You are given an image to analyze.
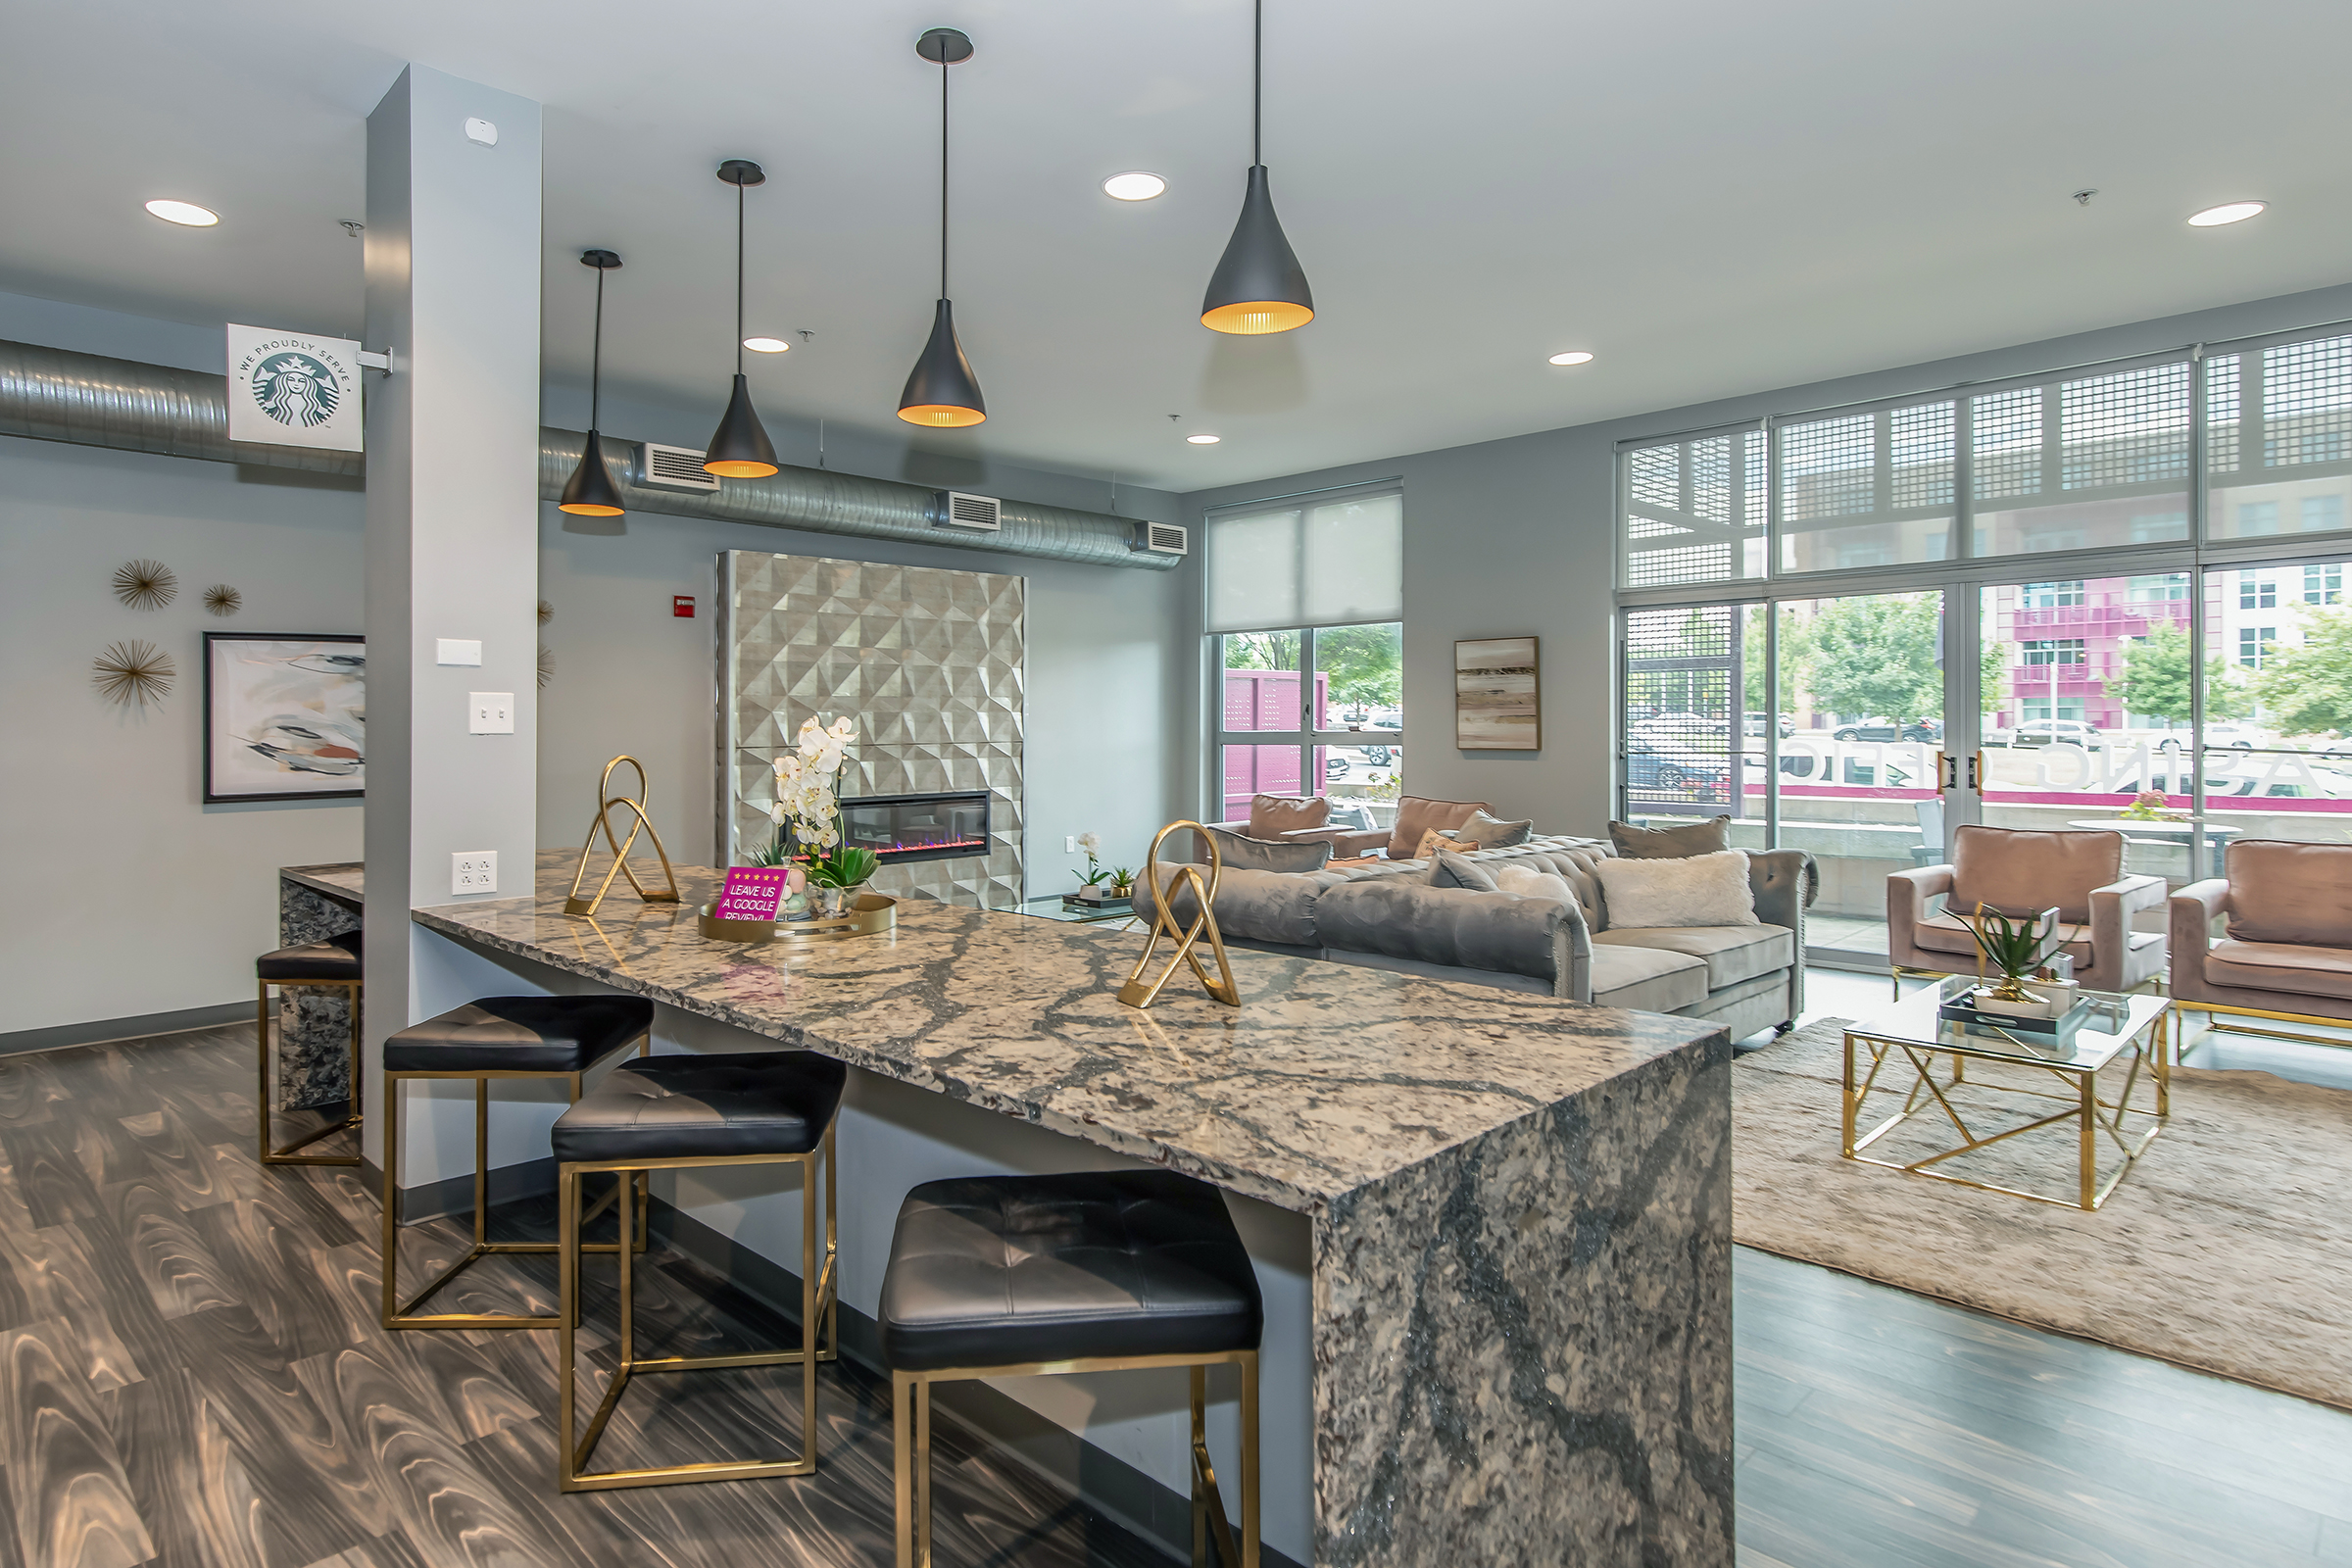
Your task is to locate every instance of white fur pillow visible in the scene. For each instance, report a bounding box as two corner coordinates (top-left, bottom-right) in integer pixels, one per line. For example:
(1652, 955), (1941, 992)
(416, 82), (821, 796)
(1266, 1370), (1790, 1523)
(1592, 850), (1757, 929)
(1493, 862), (1577, 906)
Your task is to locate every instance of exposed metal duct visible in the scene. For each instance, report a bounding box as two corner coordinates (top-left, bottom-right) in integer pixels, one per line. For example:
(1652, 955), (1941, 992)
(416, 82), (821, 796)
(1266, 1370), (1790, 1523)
(0, 338), (1178, 571)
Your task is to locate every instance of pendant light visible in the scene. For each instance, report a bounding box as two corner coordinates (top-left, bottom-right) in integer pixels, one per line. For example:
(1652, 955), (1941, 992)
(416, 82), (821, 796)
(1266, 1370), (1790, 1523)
(704, 160), (780, 477)
(558, 249), (627, 517)
(1200, 0), (1314, 334)
(898, 27), (986, 428)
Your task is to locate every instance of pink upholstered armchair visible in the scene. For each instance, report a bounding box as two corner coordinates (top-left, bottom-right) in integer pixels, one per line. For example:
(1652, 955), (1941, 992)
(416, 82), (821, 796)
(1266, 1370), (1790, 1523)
(2170, 839), (2352, 1033)
(1886, 824), (2167, 997)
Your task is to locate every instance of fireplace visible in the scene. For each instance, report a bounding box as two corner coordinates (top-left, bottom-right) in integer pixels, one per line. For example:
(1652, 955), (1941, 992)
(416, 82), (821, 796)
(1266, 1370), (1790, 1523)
(838, 791), (993, 865)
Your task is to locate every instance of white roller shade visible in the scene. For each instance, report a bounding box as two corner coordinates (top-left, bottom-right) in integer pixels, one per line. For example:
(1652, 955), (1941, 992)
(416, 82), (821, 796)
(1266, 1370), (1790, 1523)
(1206, 489), (1402, 633)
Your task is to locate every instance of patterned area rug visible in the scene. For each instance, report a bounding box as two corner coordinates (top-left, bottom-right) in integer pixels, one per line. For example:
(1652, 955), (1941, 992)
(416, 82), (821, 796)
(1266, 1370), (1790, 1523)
(1735, 1018), (2352, 1410)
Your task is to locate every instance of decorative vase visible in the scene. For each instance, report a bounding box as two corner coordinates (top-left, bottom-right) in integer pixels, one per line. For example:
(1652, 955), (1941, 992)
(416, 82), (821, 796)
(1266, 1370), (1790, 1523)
(815, 883), (865, 918)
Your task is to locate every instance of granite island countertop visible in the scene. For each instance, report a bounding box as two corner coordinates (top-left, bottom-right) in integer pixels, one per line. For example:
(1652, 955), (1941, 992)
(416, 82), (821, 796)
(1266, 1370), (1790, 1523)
(409, 856), (1723, 1217)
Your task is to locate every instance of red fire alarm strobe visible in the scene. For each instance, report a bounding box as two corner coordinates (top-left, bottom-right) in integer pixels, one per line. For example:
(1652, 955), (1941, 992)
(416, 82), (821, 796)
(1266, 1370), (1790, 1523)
(673, 595), (696, 618)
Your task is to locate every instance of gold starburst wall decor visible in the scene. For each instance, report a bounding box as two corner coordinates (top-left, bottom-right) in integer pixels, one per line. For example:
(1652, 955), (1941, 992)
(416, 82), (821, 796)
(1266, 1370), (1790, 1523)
(203, 584), (243, 616)
(113, 560), (177, 610)
(538, 600), (555, 624)
(538, 644), (556, 688)
(93, 640), (174, 707)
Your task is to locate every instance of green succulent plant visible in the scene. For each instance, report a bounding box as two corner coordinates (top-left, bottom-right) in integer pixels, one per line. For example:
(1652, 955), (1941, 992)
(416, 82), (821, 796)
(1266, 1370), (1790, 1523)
(1966, 903), (2053, 1001)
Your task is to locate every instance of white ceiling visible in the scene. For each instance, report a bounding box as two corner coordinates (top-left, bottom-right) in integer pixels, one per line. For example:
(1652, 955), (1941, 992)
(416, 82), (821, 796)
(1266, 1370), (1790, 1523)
(5, 0), (2350, 491)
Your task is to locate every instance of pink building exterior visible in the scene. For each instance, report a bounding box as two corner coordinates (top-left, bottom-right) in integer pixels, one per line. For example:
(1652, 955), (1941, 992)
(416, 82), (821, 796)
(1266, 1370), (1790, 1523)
(1990, 578), (2191, 729)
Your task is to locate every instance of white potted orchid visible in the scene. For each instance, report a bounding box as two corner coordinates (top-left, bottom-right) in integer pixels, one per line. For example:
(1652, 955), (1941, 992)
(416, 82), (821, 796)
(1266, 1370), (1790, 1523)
(752, 715), (875, 916)
(1072, 830), (1111, 902)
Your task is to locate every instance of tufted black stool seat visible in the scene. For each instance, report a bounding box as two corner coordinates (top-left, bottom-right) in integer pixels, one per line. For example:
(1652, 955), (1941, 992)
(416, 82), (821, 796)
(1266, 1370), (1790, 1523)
(255, 927), (365, 1167)
(379, 995), (652, 1332)
(551, 1051), (845, 1494)
(880, 1169), (1262, 1567)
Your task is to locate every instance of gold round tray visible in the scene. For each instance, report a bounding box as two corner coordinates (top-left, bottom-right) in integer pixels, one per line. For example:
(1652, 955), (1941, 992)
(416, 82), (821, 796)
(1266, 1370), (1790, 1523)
(696, 894), (897, 944)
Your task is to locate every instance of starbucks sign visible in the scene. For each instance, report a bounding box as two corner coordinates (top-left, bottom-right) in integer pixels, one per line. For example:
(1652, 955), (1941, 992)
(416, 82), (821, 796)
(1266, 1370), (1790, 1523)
(226, 324), (365, 452)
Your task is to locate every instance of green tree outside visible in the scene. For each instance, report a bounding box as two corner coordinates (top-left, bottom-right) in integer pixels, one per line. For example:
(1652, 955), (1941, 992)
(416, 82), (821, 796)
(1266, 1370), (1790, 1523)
(2108, 622), (2252, 726)
(2256, 607), (2352, 735)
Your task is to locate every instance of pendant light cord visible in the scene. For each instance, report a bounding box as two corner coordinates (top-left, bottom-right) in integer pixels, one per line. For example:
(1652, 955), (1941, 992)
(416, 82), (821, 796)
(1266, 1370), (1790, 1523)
(940, 53), (951, 298)
(590, 265), (604, 429)
(1252, 0), (1262, 167)
(735, 181), (747, 375)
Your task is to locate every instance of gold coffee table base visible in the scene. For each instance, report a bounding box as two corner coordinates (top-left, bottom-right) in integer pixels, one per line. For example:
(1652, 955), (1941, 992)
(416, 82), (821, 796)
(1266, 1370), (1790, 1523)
(1842, 1006), (2169, 1211)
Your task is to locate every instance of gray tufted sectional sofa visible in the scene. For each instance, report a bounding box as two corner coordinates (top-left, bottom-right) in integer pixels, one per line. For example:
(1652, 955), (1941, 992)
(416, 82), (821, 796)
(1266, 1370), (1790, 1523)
(1138, 834), (1806, 1040)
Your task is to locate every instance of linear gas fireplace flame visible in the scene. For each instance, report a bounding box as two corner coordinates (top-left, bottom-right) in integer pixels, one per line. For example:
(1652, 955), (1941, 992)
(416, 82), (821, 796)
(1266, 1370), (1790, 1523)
(839, 791), (993, 865)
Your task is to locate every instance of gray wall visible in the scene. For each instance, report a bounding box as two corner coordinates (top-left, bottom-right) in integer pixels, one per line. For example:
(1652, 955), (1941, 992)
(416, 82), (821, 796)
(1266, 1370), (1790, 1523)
(1, 287), (1192, 1036)
(1180, 278), (2352, 840)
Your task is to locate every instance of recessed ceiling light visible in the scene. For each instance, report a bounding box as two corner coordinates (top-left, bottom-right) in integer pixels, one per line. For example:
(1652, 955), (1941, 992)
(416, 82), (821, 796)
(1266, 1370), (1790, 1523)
(1548, 350), (1595, 367)
(145, 199), (219, 227)
(1187, 432), (1221, 445)
(2187, 201), (2266, 227)
(742, 336), (791, 353)
(1102, 172), (1167, 202)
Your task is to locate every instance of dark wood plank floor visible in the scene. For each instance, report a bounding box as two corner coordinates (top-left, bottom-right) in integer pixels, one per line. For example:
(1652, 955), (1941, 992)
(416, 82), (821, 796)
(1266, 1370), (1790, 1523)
(6, 1024), (2351, 1567)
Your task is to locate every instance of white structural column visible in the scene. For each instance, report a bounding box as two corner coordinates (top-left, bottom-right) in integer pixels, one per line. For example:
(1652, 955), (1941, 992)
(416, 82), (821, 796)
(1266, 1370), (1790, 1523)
(360, 66), (543, 1176)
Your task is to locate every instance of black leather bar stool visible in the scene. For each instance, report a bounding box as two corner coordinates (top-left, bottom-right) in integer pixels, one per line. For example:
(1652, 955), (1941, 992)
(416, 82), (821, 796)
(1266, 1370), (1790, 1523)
(255, 928), (364, 1166)
(879, 1170), (1262, 1568)
(551, 1049), (845, 1492)
(380, 995), (653, 1331)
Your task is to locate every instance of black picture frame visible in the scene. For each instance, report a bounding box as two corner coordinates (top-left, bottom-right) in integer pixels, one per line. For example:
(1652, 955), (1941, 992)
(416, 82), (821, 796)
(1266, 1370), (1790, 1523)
(203, 632), (367, 804)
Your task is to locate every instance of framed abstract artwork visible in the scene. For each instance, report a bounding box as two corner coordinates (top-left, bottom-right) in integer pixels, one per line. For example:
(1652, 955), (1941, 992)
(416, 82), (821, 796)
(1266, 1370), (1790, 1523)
(1454, 636), (1540, 751)
(203, 633), (366, 803)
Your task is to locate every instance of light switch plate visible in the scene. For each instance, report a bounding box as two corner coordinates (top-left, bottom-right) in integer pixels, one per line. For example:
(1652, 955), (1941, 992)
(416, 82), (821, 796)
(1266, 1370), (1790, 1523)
(437, 638), (482, 666)
(452, 851), (498, 894)
(467, 692), (514, 733)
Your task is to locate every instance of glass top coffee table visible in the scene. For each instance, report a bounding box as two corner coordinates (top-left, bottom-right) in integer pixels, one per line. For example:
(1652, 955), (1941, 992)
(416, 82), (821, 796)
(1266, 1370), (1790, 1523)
(1842, 975), (2171, 1210)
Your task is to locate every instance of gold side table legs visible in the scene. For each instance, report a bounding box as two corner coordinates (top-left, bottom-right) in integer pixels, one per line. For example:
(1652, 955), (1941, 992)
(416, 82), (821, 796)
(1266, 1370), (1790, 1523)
(558, 1124), (838, 1492)
(892, 1349), (1258, 1568)
(381, 1035), (651, 1331)
(257, 976), (364, 1166)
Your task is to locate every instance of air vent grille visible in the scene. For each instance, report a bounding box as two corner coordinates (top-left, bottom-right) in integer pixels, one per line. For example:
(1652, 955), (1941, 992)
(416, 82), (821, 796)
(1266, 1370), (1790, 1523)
(1132, 521), (1190, 556)
(936, 491), (1003, 531)
(641, 441), (721, 491)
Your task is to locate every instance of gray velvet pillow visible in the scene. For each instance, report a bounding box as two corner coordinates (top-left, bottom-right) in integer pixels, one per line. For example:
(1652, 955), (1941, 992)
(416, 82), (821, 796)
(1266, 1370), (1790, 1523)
(1204, 826), (1334, 874)
(1608, 815), (1730, 859)
(1447, 809), (1534, 851)
(1428, 850), (1500, 891)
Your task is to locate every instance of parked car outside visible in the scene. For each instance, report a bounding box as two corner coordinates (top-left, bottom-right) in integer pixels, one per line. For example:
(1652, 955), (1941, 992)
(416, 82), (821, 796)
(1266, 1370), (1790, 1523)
(1986, 718), (2104, 750)
(1743, 710), (1796, 739)
(1626, 739), (1730, 804)
(2200, 722), (2273, 751)
(1832, 715), (1942, 743)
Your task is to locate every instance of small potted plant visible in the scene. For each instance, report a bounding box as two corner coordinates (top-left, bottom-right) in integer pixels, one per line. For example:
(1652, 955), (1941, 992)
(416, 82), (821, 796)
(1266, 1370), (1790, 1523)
(807, 845), (880, 918)
(1072, 831), (1110, 902)
(2119, 789), (2183, 823)
(1965, 903), (2058, 1016)
(1108, 866), (1136, 901)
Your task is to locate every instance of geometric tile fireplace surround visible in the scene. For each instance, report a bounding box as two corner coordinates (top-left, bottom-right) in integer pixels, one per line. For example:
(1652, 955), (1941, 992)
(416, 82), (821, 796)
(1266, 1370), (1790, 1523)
(716, 549), (1025, 907)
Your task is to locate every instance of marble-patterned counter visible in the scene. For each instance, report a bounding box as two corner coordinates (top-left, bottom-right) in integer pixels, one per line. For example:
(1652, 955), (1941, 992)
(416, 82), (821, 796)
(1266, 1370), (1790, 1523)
(275, 862), (364, 1107)
(401, 856), (1733, 1566)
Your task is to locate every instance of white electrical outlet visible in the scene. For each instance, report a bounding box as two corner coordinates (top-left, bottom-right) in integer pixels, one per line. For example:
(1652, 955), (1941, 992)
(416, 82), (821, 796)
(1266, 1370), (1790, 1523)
(436, 638), (482, 665)
(452, 851), (498, 894)
(1065, 836), (1077, 853)
(467, 692), (514, 734)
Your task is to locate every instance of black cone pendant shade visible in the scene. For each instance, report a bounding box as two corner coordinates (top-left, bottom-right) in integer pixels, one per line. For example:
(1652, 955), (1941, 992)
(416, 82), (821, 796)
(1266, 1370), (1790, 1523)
(1201, 0), (1313, 334)
(559, 250), (627, 517)
(899, 27), (986, 428)
(705, 160), (780, 478)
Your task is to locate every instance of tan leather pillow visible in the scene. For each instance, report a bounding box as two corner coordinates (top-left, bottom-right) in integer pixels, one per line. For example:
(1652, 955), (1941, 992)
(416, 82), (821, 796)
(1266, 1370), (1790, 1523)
(1609, 816), (1728, 859)
(1948, 824), (2120, 923)
(1388, 797), (1487, 859)
(1248, 794), (1329, 839)
(1447, 809), (1534, 851)
(2226, 839), (2352, 947)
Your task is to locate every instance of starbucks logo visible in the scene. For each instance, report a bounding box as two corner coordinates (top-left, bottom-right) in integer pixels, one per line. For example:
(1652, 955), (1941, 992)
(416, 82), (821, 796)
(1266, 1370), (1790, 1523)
(250, 352), (341, 428)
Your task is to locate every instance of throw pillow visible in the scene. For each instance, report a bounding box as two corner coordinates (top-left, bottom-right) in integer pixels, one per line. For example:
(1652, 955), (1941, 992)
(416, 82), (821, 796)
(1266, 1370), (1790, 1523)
(1387, 797), (1489, 859)
(1204, 825), (1333, 875)
(1448, 809), (1534, 851)
(1248, 793), (1329, 840)
(1410, 827), (1450, 861)
(1493, 862), (1576, 905)
(1428, 850), (1499, 891)
(1592, 850), (1757, 929)
(1608, 815), (1731, 859)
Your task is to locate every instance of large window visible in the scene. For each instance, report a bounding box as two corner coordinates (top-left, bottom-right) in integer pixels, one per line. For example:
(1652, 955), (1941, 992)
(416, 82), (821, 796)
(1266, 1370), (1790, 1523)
(1207, 488), (1404, 822)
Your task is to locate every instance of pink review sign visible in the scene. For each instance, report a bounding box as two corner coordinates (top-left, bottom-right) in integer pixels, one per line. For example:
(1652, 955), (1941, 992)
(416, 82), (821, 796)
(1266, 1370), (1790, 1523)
(712, 865), (796, 922)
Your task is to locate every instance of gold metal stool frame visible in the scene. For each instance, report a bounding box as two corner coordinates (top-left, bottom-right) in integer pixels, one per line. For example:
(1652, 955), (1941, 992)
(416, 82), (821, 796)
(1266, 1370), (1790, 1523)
(1118, 821), (1239, 1009)
(893, 1348), (1258, 1568)
(564, 755), (683, 918)
(380, 1029), (651, 1331)
(559, 1122), (838, 1492)
(257, 969), (363, 1166)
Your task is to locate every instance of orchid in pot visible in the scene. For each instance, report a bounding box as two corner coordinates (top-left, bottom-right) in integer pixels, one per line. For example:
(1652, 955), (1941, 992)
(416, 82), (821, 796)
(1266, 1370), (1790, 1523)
(752, 715), (874, 915)
(1072, 831), (1111, 901)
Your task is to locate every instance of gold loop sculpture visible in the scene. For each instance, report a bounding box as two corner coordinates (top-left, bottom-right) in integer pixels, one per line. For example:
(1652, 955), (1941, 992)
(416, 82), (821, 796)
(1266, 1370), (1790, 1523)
(1116, 821), (1240, 1010)
(564, 756), (683, 917)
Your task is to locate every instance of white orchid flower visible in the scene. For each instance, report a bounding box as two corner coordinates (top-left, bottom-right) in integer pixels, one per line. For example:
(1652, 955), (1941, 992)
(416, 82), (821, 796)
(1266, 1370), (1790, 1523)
(768, 800), (789, 825)
(1077, 831), (1102, 855)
